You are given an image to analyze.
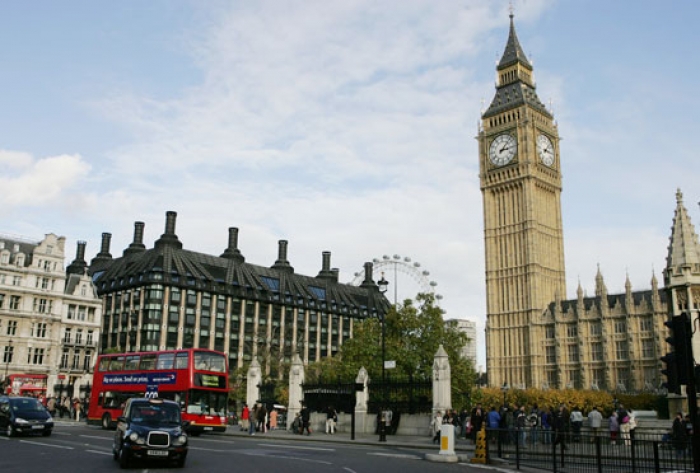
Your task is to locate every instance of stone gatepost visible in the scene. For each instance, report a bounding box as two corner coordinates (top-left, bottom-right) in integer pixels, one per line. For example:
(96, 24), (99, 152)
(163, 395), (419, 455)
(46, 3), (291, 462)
(246, 358), (261, 409)
(354, 367), (369, 432)
(432, 344), (451, 414)
(287, 353), (305, 430)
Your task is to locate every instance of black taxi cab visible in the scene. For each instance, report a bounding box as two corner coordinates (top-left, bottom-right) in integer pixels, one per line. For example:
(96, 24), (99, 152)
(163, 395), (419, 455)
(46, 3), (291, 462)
(112, 397), (188, 468)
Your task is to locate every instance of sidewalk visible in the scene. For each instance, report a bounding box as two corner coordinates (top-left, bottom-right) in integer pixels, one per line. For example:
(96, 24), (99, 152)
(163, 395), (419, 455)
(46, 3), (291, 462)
(221, 424), (478, 452)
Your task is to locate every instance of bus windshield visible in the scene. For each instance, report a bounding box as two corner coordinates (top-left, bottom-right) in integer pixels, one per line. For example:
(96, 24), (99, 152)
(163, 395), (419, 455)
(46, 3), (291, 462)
(193, 352), (226, 373)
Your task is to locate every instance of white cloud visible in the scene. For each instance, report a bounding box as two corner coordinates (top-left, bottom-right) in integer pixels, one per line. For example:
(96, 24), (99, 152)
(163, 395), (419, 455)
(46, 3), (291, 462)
(0, 152), (91, 207)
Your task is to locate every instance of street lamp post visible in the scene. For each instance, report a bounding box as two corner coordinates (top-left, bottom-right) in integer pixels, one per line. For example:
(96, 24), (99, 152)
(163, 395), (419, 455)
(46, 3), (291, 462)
(377, 273), (389, 442)
(3, 340), (12, 394)
(501, 382), (510, 408)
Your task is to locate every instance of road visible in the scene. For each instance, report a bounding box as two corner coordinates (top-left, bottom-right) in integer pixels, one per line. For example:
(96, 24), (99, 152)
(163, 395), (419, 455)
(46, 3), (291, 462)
(0, 422), (503, 473)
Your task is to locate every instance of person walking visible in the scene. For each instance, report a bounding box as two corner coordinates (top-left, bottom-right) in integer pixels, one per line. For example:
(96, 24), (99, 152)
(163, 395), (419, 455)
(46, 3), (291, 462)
(240, 403), (250, 432)
(325, 406), (337, 434)
(672, 412), (688, 458)
(248, 403), (258, 435)
(470, 404), (484, 443)
(257, 403), (267, 433)
(617, 403), (631, 446)
(269, 408), (278, 431)
(541, 407), (552, 445)
(587, 406), (603, 442)
(553, 403), (569, 450)
(430, 410), (443, 444)
(515, 406), (527, 447)
(609, 411), (619, 445)
(570, 406), (583, 442)
(300, 403), (312, 436)
(486, 406), (501, 444)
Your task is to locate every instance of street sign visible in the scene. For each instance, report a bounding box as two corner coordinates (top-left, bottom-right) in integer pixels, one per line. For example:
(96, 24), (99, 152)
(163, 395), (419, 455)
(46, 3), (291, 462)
(384, 360), (396, 369)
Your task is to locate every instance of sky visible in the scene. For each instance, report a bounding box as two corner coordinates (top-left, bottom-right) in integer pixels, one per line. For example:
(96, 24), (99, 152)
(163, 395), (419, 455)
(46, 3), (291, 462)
(1, 0), (699, 370)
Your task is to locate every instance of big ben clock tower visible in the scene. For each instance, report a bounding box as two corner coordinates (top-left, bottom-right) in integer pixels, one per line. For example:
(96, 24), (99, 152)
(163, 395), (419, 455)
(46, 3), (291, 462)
(479, 13), (566, 388)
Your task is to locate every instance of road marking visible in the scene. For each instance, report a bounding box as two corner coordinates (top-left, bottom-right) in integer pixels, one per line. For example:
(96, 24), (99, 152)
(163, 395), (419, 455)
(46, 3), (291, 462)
(80, 434), (112, 441)
(20, 440), (74, 450)
(192, 438), (235, 445)
(343, 468), (359, 473)
(86, 449), (112, 456)
(264, 443), (335, 452)
(244, 452), (332, 465)
(368, 452), (422, 460)
(189, 446), (230, 453)
(52, 432), (71, 436)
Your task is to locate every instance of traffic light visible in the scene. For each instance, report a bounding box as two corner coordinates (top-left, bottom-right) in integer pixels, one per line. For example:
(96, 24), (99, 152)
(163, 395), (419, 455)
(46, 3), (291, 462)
(661, 351), (680, 394)
(662, 312), (693, 394)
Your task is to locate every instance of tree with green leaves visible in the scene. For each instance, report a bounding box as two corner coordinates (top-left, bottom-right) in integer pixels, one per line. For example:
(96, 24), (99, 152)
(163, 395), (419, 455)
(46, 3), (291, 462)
(306, 293), (476, 408)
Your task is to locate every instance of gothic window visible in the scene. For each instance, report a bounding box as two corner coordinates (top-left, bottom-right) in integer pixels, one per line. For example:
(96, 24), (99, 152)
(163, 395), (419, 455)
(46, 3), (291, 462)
(615, 341), (628, 360)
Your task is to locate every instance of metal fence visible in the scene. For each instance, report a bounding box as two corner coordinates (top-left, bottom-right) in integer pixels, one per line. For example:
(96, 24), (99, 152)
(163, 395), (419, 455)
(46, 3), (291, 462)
(485, 427), (694, 472)
(301, 379), (357, 413)
(367, 373), (432, 414)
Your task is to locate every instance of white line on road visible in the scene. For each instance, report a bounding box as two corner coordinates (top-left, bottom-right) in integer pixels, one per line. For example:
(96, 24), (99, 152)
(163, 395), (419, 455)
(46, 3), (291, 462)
(52, 432), (71, 436)
(343, 468), (359, 473)
(79, 435), (112, 441)
(244, 452), (332, 465)
(20, 440), (74, 450)
(367, 452), (422, 460)
(188, 447), (230, 453)
(86, 449), (112, 456)
(264, 443), (335, 452)
(191, 438), (235, 445)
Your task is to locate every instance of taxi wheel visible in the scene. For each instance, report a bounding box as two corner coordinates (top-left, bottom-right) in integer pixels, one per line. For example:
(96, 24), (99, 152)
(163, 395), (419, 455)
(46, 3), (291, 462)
(175, 455), (187, 468)
(102, 414), (112, 430)
(42, 430), (52, 437)
(118, 445), (130, 469)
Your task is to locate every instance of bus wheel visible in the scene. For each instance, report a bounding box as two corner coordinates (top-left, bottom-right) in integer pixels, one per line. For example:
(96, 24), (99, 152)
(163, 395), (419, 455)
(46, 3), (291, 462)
(102, 414), (112, 430)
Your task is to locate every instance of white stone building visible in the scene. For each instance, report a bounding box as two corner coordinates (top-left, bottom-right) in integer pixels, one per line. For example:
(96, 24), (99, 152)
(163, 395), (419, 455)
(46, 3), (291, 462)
(447, 318), (477, 366)
(0, 234), (101, 399)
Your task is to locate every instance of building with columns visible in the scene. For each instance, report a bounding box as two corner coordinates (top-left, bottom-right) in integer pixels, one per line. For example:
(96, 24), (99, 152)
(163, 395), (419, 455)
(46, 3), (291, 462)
(87, 211), (390, 377)
(0, 234), (102, 397)
(480, 14), (673, 392)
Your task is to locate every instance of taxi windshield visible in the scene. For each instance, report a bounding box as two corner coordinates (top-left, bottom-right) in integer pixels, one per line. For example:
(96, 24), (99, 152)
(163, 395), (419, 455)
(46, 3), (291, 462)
(129, 403), (181, 425)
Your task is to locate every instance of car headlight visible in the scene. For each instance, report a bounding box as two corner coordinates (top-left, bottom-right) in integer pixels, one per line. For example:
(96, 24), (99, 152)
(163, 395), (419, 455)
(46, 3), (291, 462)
(46, 415), (53, 422)
(173, 435), (188, 446)
(14, 418), (28, 425)
(128, 432), (145, 444)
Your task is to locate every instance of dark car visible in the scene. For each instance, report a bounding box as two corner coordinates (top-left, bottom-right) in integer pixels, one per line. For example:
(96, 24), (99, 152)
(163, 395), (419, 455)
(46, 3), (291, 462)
(0, 396), (54, 437)
(112, 397), (188, 469)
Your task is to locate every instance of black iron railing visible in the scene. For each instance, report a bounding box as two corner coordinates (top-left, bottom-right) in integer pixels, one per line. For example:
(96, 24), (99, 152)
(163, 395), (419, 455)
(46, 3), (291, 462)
(484, 427), (693, 472)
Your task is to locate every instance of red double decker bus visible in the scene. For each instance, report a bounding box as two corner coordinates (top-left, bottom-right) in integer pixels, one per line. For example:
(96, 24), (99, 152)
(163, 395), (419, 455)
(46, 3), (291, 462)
(87, 348), (229, 434)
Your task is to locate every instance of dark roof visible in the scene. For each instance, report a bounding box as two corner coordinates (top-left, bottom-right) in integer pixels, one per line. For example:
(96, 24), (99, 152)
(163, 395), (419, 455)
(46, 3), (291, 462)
(482, 82), (551, 119)
(88, 243), (388, 315)
(498, 15), (532, 70)
(0, 235), (38, 267)
(482, 14), (551, 120)
(554, 289), (667, 316)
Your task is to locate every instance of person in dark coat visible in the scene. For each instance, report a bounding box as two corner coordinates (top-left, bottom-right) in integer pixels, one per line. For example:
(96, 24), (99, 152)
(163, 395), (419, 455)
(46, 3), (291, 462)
(553, 403), (569, 450)
(470, 404), (484, 442)
(672, 412), (688, 457)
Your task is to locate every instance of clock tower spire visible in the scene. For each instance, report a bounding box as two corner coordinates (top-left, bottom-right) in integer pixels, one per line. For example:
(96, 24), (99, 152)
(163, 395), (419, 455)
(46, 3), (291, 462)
(479, 14), (566, 389)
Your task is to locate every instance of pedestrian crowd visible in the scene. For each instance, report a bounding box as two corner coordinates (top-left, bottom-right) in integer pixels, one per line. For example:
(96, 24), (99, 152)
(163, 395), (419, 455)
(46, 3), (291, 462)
(431, 402), (646, 449)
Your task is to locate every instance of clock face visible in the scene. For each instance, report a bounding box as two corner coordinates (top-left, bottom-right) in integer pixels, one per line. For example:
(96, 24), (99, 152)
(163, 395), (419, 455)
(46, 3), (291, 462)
(489, 134), (517, 166)
(536, 134), (555, 166)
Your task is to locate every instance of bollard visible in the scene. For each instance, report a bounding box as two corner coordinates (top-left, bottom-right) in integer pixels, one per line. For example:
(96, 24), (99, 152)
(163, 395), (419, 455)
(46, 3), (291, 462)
(471, 423), (488, 464)
(439, 424), (455, 456)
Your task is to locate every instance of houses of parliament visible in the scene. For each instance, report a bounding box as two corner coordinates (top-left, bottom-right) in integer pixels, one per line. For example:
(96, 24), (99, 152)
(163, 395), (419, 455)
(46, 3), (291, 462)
(481, 15), (695, 392)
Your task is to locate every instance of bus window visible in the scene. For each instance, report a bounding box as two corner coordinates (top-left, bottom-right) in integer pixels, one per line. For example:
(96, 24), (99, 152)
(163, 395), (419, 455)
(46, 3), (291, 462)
(194, 351), (226, 373)
(98, 357), (111, 372)
(175, 352), (189, 370)
(124, 355), (140, 371)
(157, 353), (175, 370)
(110, 356), (125, 371)
(140, 354), (157, 370)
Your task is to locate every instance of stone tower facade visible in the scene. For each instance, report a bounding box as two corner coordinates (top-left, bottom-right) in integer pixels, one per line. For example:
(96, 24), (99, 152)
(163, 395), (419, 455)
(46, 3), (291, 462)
(479, 14), (566, 388)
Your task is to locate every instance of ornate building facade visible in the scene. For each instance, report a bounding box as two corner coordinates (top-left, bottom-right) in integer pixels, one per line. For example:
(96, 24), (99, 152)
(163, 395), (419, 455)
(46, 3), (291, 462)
(0, 234), (102, 397)
(480, 15), (672, 392)
(87, 211), (390, 377)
